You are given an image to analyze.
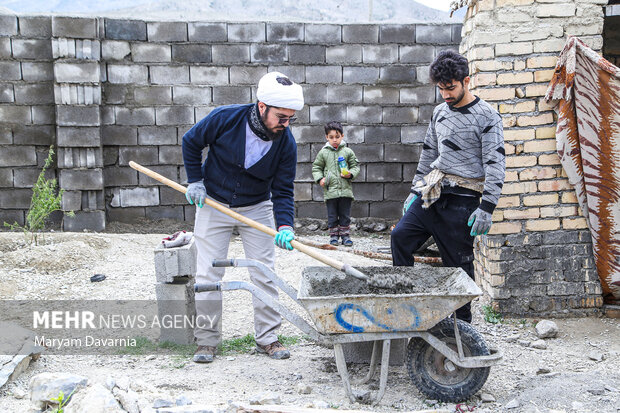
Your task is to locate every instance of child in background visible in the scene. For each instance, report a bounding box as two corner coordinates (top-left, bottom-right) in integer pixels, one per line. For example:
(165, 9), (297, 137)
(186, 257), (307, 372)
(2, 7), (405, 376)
(312, 121), (360, 246)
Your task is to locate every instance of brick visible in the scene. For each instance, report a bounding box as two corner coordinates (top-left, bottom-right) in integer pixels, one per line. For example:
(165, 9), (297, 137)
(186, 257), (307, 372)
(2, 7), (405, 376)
(156, 106), (194, 126)
(188, 22), (227, 42)
(59, 169), (103, 190)
(212, 86), (251, 105)
(535, 127), (556, 139)
(561, 191), (578, 204)
(20, 16), (52, 38)
(107, 64), (148, 84)
(250, 44), (286, 63)
(497, 72), (533, 85)
(505, 155), (537, 168)
(527, 55), (558, 69)
(362, 45), (398, 63)
(380, 25), (415, 43)
(305, 24), (341, 43)
(383, 107), (418, 123)
(540, 205), (578, 218)
(503, 128), (535, 141)
(488, 221), (522, 234)
(343, 67), (379, 84)
(102, 40), (131, 60)
(147, 22), (187, 42)
(496, 195), (520, 208)
(11, 39), (52, 60)
(150, 66), (189, 85)
(346, 106), (382, 123)
(469, 46), (495, 61)
(384, 144), (422, 162)
(289, 45), (325, 64)
(470, 30), (512, 45)
(212, 45), (250, 64)
(415, 25), (452, 43)
(310, 105), (346, 124)
(57, 127), (100, 147)
(495, 42), (534, 56)
(365, 126), (401, 144)
(534, 38), (567, 54)
(342, 25), (378, 43)
(363, 86), (399, 104)
(327, 85), (363, 104)
(101, 126), (137, 145)
(401, 126), (428, 144)
(538, 180), (572, 192)
(524, 139), (556, 153)
(474, 88), (515, 101)
(502, 181), (537, 195)
(519, 167), (556, 180)
(300, 85), (327, 105)
(503, 208), (540, 220)
(536, 3), (575, 17)
(379, 66), (416, 84)
(51, 16), (96, 38)
(538, 98), (556, 111)
(516, 113), (554, 127)
(326, 45), (362, 64)
(119, 146), (158, 165)
(538, 153), (561, 165)
(499, 101), (536, 114)
(305, 66), (342, 84)
(115, 107), (155, 126)
(267, 23), (303, 42)
(472, 73), (497, 88)
(523, 193), (558, 206)
(563, 217), (587, 229)
(190, 66), (229, 85)
(228, 23), (265, 42)
(0, 15), (17, 35)
(525, 84), (551, 97)
(105, 19), (146, 41)
(399, 45), (435, 64)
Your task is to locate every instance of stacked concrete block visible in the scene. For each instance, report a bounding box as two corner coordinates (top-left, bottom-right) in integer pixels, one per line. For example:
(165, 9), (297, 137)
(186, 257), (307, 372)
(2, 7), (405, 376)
(154, 238), (197, 344)
(460, 0), (606, 315)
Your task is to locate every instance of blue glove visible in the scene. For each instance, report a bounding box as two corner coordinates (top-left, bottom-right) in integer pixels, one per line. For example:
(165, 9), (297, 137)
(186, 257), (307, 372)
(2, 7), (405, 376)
(274, 226), (295, 251)
(403, 193), (418, 215)
(467, 208), (492, 236)
(185, 181), (206, 208)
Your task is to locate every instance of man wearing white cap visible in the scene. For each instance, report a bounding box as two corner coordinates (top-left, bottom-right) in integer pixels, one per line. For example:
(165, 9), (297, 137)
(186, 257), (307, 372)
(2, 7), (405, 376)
(182, 72), (304, 363)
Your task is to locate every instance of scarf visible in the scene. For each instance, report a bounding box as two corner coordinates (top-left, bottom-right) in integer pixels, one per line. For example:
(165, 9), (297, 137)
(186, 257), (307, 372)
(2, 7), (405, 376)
(413, 169), (484, 209)
(248, 103), (282, 142)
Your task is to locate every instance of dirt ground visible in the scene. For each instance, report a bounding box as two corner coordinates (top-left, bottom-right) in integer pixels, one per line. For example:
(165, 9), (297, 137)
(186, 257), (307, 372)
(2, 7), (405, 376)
(0, 229), (619, 413)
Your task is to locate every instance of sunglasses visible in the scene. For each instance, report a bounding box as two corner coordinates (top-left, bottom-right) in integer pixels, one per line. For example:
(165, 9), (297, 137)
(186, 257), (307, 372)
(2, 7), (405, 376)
(265, 105), (297, 125)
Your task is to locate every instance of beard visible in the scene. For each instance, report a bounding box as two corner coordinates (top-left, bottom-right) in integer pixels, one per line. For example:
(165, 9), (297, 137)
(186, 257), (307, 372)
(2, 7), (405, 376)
(446, 89), (466, 107)
(260, 111), (285, 141)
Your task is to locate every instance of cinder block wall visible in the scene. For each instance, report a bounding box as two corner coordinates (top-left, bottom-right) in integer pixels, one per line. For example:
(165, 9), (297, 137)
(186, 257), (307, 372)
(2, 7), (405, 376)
(460, 0), (606, 316)
(0, 15), (463, 229)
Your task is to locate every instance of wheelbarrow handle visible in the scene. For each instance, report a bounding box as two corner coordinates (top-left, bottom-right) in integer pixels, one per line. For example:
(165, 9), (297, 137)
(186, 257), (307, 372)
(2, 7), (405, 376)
(195, 283), (221, 292)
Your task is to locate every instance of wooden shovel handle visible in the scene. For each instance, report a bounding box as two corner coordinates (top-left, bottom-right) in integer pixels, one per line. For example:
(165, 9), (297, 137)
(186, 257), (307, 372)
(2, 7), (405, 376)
(129, 161), (367, 279)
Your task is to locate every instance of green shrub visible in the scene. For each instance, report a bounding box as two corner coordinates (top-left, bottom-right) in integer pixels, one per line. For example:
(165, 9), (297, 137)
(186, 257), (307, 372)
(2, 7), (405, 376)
(482, 305), (502, 324)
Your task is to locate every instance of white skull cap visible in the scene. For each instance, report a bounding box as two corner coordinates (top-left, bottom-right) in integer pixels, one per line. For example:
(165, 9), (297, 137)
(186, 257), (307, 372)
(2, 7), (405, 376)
(256, 72), (304, 111)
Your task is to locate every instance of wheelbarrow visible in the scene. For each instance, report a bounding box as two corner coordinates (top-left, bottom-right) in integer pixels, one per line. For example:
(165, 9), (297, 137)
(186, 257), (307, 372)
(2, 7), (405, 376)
(195, 259), (502, 405)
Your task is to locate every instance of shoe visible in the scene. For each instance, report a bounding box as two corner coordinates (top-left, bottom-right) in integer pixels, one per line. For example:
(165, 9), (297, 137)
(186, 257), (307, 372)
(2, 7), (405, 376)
(256, 340), (290, 359)
(329, 236), (339, 246)
(193, 345), (216, 363)
(341, 236), (353, 247)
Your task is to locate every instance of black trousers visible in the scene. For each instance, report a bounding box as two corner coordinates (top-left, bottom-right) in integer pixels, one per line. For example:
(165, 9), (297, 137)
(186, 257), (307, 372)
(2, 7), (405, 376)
(390, 193), (480, 323)
(326, 197), (352, 229)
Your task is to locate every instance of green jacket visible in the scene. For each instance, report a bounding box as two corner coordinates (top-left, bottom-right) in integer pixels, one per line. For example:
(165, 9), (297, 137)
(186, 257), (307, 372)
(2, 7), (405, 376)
(311, 142), (360, 200)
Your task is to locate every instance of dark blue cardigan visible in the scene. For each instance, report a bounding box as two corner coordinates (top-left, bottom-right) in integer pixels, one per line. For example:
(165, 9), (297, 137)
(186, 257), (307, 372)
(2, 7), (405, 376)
(182, 104), (297, 228)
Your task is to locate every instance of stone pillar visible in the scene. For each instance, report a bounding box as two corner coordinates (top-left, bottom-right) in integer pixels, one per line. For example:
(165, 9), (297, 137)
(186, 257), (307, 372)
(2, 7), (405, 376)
(52, 17), (105, 231)
(459, 0), (606, 315)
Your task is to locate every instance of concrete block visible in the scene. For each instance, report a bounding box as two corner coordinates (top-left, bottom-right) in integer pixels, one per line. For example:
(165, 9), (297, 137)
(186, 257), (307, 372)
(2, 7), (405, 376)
(134, 86), (172, 105)
(13, 167), (53, 188)
(348, 144), (383, 163)
(366, 163), (402, 182)
(452, 24), (462, 43)
(369, 201), (400, 218)
(380, 25), (415, 43)
(0, 126), (11, 144)
(12, 39), (52, 60)
(0, 62), (21, 81)
(289, 45), (325, 64)
(379, 66), (416, 84)
(365, 126), (401, 144)
(131, 43), (171, 62)
(0, 209), (24, 226)
(150, 65), (189, 85)
(115, 107), (155, 126)
(119, 146), (158, 165)
(385, 144), (422, 162)
(117, 186), (159, 207)
(0, 146), (36, 168)
(194, 107), (216, 122)
(63, 210), (105, 231)
(107, 206), (146, 222)
(105, 19), (146, 41)
(0, 188), (31, 208)
(155, 281), (196, 345)
(326, 85), (362, 104)
(296, 201), (328, 218)
(146, 205), (184, 220)
(383, 107), (418, 124)
(0, 37), (10, 58)
(268, 65), (304, 83)
(353, 182), (384, 201)
(21, 62), (53, 82)
(250, 44), (287, 63)
(267, 23), (303, 42)
(159, 146), (184, 165)
(212, 86), (251, 105)
(416, 24), (452, 44)
(137, 126), (177, 145)
(0, 105), (31, 124)
(326, 45), (362, 64)
(228, 23), (265, 42)
(13, 84), (53, 105)
(107, 64), (147, 84)
(54, 84), (101, 105)
(296, 144), (311, 163)
(102, 166), (138, 187)
(305, 24), (341, 43)
(101, 40), (131, 60)
(147, 21), (187, 42)
(343, 66), (379, 84)
(300, 84), (327, 105)
(401, 125), (428, 143)
(19, 16), (52, 38)
(400, 44), (435, 63)
(101, 125), (137, 145)
(13, 124), (53, 144)
(418, 105), (434, 123)
(56, 126), (100, 147)
(343, 24), (378, 43)
(230, 66), (268, 85)
(57, 106), (100, 127)
(170, 86), (210, 105)
(212, 44), (250, 64)
(190, 66), (229, 85)
(59, 169), (103, 191)
(417, 65), (431, 84)
(384, 182), (411, 200)
(0, 168), (12, 187)
(346, 105), (382, 123)
(400, 86), (435, 104)
(154, 239), (197, 282)
(0, 84), (13, 103)
(305, 65), (342, 84)
(294, 183), (312, 201)
(188, 22), (227, 42)
(52, 16), (96, 38)
(138, 165), (177, 186)
(156, 106), (194, 125)
(57, 147), (103, 169)
(363, 86), (399, 104)
(160, 185), (186, 205)
(291, 125), (324, 144)
(310, 105), (347, 124)
(103, 147), (118, 166)
(54, 62), (100, 83)
(362, 45), (398, 63)
(0, 15), (17, 36)
(172, 44), (211, 63)
(344, 125), (364, 143)
(61, 190), (82, 211)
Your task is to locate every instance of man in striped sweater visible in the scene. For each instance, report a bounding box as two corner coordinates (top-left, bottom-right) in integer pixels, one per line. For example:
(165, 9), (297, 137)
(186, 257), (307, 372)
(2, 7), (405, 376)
(391, 50), (506, 323)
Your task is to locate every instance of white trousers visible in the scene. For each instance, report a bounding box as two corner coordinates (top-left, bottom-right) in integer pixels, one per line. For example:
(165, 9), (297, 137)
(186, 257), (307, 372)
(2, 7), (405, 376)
(193, 198), (281, 347)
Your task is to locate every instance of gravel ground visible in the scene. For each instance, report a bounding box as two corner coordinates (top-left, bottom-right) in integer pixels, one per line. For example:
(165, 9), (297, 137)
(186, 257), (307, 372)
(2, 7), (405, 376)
(0, 230), (619, 413)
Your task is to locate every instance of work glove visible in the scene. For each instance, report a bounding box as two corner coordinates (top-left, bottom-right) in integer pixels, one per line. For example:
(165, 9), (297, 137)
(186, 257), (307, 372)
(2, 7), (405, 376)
(185, 181), (206, 208)
(402, 193), (418, 215)
(274, 226), (295, 251)
(467, 208), (492, 236)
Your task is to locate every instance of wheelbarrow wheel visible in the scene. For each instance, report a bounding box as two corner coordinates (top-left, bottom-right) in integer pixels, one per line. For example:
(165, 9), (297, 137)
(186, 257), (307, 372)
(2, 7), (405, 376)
(406, 318), (491, 403)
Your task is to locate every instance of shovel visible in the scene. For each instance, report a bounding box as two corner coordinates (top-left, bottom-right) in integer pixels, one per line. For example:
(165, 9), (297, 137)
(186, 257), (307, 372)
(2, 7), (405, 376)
(129, 161), (371, 283)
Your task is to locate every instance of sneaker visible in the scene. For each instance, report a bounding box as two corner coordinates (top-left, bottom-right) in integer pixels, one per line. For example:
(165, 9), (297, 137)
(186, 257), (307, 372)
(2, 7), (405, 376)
(329, 236), (339, 246)
(341, 236), (353, 247)
(193, 345), (216, 363)
(256, 340), (290, 359)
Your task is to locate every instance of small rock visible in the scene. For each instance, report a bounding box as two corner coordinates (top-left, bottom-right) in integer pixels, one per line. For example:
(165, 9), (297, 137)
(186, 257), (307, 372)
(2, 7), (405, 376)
(604, 384), (618, 392)
(296, 383), (312, 394)
(588, 387), (605, 396)
(145, 355), (156, 361)
(480, 393), (495, 403)
(115, 376), (130, 391)
(104, 376), (115, 391)
(517, 339), (531, 347)
(113, 388), (140, 413)
(175, 395), (192, 406)
(535, 320), (558, 338)
(352, 389), (371, 404)
(530, 340), (547, 350)
(29, 372), (89, 409)
(153, 398), (175, 408)
(64, 384), (124, 413)
(249, 392), (281, 405)
(536, 367), (551, 374)
(373, 222), (388, 232)
(312, 400), (330, 409)
(13, 388), (26, 399)
(226, 357), (236, 361)
(505, 399), (520, 409)
(306, 223), (319, 231)
(505, 333), (521, 343)
(571, 401), (584, 410)
(588, 350), (605, 362)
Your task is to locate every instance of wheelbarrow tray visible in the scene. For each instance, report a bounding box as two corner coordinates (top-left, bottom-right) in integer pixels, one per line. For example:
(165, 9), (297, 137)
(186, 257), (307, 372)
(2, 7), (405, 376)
(297, 265), (481, 334)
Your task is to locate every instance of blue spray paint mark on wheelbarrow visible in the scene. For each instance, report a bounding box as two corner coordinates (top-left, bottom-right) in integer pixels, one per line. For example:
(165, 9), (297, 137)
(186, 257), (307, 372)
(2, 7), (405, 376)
(334, 303), (421, 332)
